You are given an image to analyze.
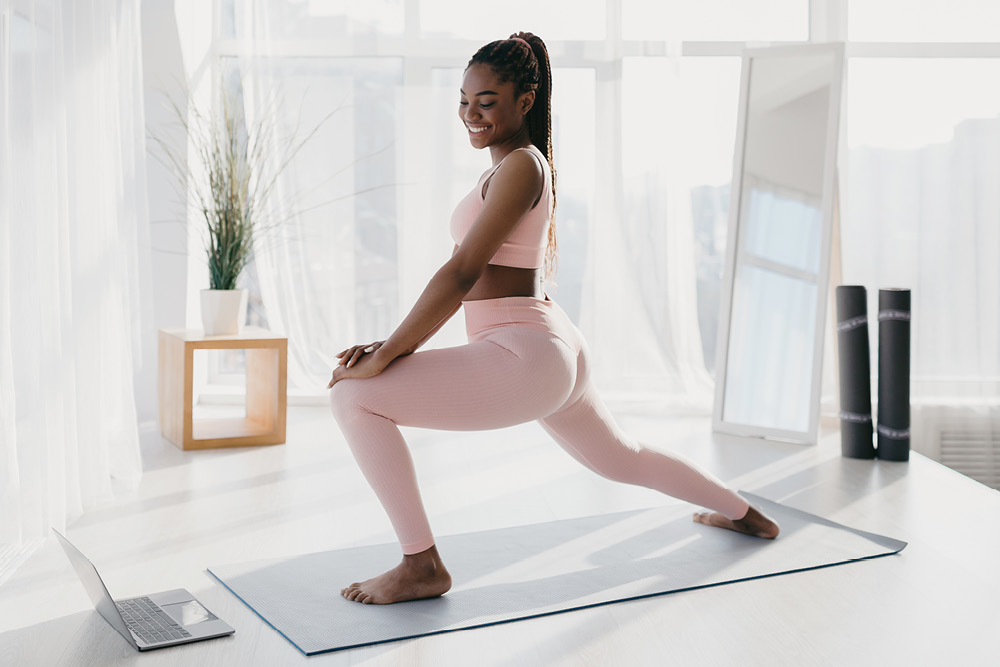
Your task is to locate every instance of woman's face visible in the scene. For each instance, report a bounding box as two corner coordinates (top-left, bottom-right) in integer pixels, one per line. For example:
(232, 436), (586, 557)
(459, 64), (534, 150)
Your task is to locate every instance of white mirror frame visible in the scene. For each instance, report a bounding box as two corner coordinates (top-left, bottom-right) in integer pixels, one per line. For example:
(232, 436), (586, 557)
(712, 42), (845, 445)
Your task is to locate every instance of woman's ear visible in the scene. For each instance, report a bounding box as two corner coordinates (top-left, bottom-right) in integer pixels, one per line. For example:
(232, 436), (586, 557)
(520, 90), (536, 116)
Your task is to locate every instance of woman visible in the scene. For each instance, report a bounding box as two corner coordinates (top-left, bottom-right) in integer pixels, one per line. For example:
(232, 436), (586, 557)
(329, 32), (779, 605)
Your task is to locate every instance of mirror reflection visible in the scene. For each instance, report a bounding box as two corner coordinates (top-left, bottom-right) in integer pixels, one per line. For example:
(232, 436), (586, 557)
(719, 49), (839, 438)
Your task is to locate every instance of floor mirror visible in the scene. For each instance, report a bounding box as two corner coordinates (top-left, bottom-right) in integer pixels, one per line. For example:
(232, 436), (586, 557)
(713, 43), (845, 444)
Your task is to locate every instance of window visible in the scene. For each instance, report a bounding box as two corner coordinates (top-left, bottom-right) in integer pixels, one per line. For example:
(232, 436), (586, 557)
(845, 57), (1000, 379)
(622, 57), (741, 373)
(421, 1), (607, 40)
(623, 0), (808, 42)
(849, 0), (1000, 42)
(222, 0), (405, 39)
(202, 1), (1000, 400)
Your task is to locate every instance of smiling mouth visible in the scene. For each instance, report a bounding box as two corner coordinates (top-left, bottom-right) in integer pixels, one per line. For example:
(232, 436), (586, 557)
(466, 124), (490, 134)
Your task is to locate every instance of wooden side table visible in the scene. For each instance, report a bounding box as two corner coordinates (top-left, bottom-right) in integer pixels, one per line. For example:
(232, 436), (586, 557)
(158, 327), (288, 450)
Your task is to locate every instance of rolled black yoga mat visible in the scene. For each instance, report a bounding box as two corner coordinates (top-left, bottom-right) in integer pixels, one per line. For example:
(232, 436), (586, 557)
(836, 286), (875, 459)
(877, 288), (911, 461)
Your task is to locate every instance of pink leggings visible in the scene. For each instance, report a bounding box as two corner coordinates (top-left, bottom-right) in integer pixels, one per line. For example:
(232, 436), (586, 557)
(329, 296), (749, 554)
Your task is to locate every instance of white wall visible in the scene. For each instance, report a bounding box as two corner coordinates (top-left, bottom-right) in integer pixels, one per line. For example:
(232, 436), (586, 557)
(135, 0), (190, 426)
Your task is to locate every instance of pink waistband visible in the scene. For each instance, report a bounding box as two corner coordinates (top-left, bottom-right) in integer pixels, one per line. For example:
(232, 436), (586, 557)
(462, 296), (558, 337)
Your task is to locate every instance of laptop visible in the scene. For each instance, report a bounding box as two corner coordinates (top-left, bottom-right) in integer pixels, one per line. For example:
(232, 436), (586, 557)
(53, 529), (235, 651)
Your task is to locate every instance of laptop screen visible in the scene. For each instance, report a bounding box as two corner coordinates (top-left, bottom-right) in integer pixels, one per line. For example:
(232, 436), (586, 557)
(52, 529), (138, 647)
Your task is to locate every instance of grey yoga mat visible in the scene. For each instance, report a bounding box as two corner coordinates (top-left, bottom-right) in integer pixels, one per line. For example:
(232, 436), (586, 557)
(208, 493), (906, 656)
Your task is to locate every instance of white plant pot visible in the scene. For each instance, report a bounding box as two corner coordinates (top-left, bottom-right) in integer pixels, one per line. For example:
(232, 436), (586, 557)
(200, 289), (249, 336)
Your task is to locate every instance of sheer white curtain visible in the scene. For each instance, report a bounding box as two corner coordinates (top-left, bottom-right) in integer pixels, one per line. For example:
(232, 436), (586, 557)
(614, 57), (730, 409)
(0, 0), (148, 581)
(224, 2), (725, 411)
(844, 57), (1000, 484)
(229, 1), (406, 389)
(845, 115), (1000, 475)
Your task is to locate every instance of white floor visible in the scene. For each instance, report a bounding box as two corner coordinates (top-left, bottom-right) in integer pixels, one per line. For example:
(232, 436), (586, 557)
(0, 406), (997, 666)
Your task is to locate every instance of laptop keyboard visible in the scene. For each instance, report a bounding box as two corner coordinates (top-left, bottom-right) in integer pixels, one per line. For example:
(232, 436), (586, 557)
(117, 597), (192, 645)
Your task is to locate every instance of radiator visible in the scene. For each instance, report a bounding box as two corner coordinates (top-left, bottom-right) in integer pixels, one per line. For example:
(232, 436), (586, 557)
(912, 402), (1000, 490)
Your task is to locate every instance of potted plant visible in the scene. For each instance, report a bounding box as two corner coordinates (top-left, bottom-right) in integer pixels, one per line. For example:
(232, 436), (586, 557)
(155, 79), (323, 335)
(195, 90), (257, 335)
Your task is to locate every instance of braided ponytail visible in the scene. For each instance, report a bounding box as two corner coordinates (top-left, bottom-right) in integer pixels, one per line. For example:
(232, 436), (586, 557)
(467, 32), (558, 278)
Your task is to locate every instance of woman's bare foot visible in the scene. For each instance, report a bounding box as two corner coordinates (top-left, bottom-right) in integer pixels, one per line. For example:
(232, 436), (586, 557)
(692, 505), (780, 539)
(341, 545), (452, 604)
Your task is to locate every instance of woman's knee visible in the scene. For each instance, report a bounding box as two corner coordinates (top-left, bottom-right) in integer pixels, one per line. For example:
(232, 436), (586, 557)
(329, 378), (364, 423)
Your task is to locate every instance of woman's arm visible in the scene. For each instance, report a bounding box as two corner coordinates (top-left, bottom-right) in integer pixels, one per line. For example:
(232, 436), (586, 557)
(329, 150), (543, 386)
(409, 299), (462, 353)
(375, 151), (543, 362)
(335, 246), (463, 369)
(404, 244), (462, 353)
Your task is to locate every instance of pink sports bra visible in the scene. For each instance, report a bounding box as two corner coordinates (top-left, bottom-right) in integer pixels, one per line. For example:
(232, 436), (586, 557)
(449, 146), (552, 270)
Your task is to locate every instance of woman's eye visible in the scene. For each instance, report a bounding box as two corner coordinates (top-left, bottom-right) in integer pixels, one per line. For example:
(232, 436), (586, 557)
(480, 102), (495, 109)
(459, 100), (468, 106)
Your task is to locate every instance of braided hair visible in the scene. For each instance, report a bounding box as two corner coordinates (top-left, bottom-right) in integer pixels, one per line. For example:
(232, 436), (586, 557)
(467, 31), (558, 278)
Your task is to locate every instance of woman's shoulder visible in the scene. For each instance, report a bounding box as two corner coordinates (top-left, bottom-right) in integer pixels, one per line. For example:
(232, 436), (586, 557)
(509, 145), (545, 165)
(480, 146), (545, 200)
(498, 146), (546, 179)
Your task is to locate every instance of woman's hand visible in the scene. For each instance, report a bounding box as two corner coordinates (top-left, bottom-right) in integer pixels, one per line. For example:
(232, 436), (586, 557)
(336, 341), (385, 369)
(328, 343), (388, 388)
(328, 341), (409, 388)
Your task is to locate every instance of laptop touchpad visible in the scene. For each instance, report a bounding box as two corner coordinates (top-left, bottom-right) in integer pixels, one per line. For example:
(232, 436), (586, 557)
(163, 600), (217, 625)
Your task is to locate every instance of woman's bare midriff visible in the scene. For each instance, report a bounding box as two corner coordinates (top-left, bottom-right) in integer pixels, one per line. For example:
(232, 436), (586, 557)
(464, 264), (544, 301)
